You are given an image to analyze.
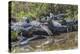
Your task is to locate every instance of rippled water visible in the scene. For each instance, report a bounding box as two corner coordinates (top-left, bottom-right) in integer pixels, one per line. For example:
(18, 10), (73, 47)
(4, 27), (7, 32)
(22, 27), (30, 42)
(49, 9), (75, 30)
(11, 31), (78, 53)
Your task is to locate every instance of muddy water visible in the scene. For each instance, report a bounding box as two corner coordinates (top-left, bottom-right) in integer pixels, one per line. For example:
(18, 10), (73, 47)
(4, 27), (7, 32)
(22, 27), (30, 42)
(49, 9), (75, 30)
(12, 31), (78, 52)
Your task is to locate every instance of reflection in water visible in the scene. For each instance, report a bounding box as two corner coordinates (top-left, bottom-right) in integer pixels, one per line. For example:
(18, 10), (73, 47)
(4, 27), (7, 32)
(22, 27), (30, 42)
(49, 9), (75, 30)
(12, 31), (78, 52)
